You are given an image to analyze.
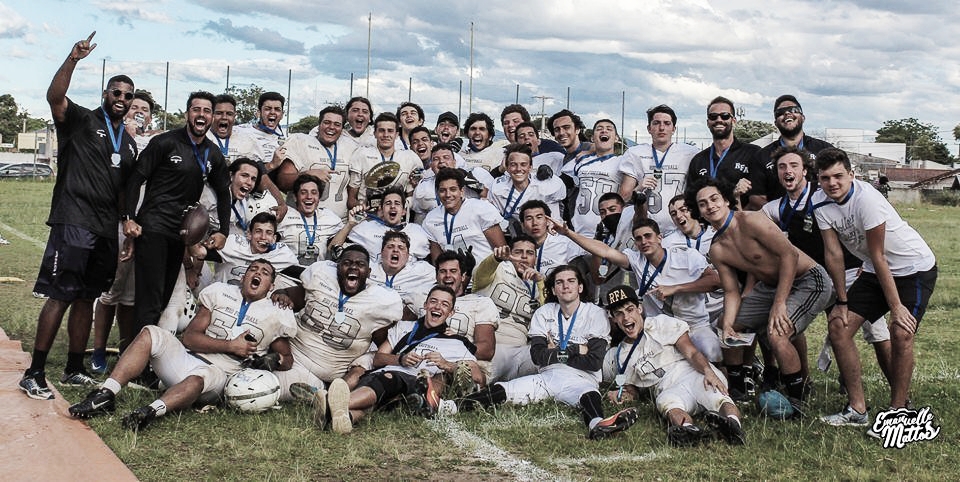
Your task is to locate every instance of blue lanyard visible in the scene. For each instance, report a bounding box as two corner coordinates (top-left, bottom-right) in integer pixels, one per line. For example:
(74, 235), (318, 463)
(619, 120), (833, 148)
(405, 320), (439, 347)
(322, 142), (337, 170)
(714, 211), (734, 238)
(556, 304), (580, 351)
(652, 144), (672, 170)
(380, 151), (394, 163)
(616, 336), (642, 375)
(367, 214), (405, 230)
(236, 299), (251, 326)
(189, 135), (209, 177)
(502, 183), (528, 219)
(778, 184), (812, 231)
(384, 270), (398, 288)
(256, 122), (283, 137)
(638, 252), (667, 295)
(400, 136), (409, 150)
(300, 212), (318, 247)
(708, 145), (730, 178)
(214, 134), (230, 156)
(536, 243), (544, 272)
(686, 229), (704, 250)
(232, 200), (248, 231)
(574, 153), (614, 178)
(337, 292), (350, 313)
(443, 211), (457, 244)
(523, 279), (537, 303)
(779, 137), (805, 150)
(837, 182), (855, 205)
(100, 107), (123, 154)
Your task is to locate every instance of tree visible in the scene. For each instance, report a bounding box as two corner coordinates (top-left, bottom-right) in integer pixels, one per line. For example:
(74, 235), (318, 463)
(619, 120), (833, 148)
(226, 83), (264, 125)
(876, 118), (953, 163)
(734, 119), (777, 144)
(0, 94), (22, 144)
(289, 115), (318, 134)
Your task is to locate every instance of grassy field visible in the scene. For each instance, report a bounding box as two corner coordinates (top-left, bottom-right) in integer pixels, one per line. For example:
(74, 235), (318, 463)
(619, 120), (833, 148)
(1, 179), (957, 481)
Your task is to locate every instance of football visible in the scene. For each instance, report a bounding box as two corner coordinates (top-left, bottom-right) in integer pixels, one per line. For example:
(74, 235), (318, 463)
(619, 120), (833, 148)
(179, 203), (210, 245)
(223, 368), (281, 413)
(757, 389), (795, 420)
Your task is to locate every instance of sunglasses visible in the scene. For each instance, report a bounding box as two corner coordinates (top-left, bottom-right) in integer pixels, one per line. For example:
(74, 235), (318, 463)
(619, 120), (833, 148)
(775, 105), (803, 117)
(707, 112), (734, 121)
(110, 89), (134, 100)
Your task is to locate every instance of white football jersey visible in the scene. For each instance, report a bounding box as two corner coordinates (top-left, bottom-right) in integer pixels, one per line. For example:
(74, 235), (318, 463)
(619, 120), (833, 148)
(199, 190), (277, 237)
(291, 262), (403, 381)
(381, 320), (477, 377)
(622, 313), (691, 389)
(338, 126), (375, 151)
(234, 123), (284, 164)
(474, 259), (540, 346)
(488, 175), (566, 225)
(212, 233), (299, 287)
(461, 144), (505, 172)
(348, 147), (421, 202)
(196, 282), (298, 375)
(562, 153), (624, 236)
(536, 233), (588, 277)
(281, 133), (356, 220)
(625, 245), (710, 326)
(368, 259), (436, 315)
(423, 198), (503, 266)
(276, 208), (344, 265)
(529, 301), (610, 376)
(532, 151), (564, 177)
(207, 129), (262, 165)
(447, 293), (500, 343)
(619, 142), (698, 237)
(349, 220), (431, 261)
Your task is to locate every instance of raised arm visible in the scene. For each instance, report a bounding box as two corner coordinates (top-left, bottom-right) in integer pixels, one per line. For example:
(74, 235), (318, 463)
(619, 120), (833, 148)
(48, 31), (97, 123)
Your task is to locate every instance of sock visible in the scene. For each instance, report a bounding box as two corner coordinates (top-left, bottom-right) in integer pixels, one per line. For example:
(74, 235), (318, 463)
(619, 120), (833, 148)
(149, 399), (167, 417)
(460, 383), (506, 411)
(92, 347), (106, 358)
(65, 352), (85, 374)
(726, 364), (745, 393)
(727, 414), (741, 426)
(763, 365), (780, 386)
(29, 349), (49, 373)
(782, 371), (805, 400)
(579, 391), (604, 427)
(102, 378), (122, 395)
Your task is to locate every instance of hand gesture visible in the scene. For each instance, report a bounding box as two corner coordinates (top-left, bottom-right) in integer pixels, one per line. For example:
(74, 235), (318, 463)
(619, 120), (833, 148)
(70, 31), (97, 62)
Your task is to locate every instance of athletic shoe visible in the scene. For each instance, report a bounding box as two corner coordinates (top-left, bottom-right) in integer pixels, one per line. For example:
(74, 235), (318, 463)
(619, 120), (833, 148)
(729, 387), (753, 404)
(423, 373), (441, 416)
(667, 424), (709, 447)
(589, 407), (639, 440)
(402, 393), (430, 417)
(820, 405), (869, 427)
(19, 370), (54, 400)
(68, 388), (116, 418)
(90, 350), (108, 375)
(437, 399), (458, 417)
(32, 291), (48, 299)
(327, 378), (352, 434)
(866, 426), (882, 440)
(289, 383), (319, 402)
(312, 386), (328, 430)
(0, 234), (10, 245)
(447, 362), (476, 399)
(787, 395), (806, 419)
(61, 370), (99, 387)
(705, 411), (746, 445)
(122, 405), (157, 431)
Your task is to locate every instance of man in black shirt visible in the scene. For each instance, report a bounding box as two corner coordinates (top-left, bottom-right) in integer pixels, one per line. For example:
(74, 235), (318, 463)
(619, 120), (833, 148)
(20, 32), (139, 400)
(686, 97), (759, 209)
(122, 91), (231, 338)
(747, 95), (834, 209)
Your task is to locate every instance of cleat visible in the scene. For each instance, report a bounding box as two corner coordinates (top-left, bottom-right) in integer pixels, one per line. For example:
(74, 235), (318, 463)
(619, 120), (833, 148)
(705, 411), (746, 445)
(820, 405), (868, 427)
(19, 370), (55, 400)
(289, 382), (320, 402)
(122, 405), (157, 431)
(437, 399), (458, 417)
(90, 350), (108, 375)
(589, 407), (638, 440)
(69, 388), (116, 418)
(61, 370), (100, 387)
(312, 386), (328, 430)
(667, 423), (709, 447)
(402, 393), (430, 417)
(327, 378), (352, 434)
(424, 374), (440, 417)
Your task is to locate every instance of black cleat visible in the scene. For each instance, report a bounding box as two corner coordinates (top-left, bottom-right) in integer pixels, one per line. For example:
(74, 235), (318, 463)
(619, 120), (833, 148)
(122, 405), (157, 431)
(667, 424), (709, 447)
(69, 388), (116, 418)
(705, 411), (746, 445)
(589, 408), (639, 440)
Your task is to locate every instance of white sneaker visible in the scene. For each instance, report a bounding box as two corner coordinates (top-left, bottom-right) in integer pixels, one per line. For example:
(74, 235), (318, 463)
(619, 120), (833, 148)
(437, 399), (458, 417)
(820, 405), (868, 427)
(327, 378), (352, 434)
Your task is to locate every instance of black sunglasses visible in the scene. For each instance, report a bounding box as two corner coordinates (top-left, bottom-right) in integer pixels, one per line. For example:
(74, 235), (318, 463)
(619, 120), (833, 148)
(110, 89), (134, 100)
(707, 112), (734, 121)
(775, 105), (803, 118)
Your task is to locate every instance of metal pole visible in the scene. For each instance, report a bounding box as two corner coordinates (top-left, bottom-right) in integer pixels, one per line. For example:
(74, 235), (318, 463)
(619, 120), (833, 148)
(350, 73), (354, 98)
(620, 91), (625, 135)
(566, 87), (570, 109)
(286, 69), (292, 131)
(408, 77), (412, 102)
(163, 62), (169, 130)
(366, 13), (371, 99)
(468, 22), (474, 114)
(225, 65), (230, 91)
(458, 81), (462, 123)
(101, 59), (106, 94)
(515, 84), (519, 104)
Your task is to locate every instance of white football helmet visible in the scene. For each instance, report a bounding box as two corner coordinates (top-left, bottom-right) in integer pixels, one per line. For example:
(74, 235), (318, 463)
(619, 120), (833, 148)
(223, 368), (281, 413)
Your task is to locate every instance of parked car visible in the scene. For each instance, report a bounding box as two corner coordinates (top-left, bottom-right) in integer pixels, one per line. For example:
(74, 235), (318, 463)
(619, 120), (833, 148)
(0, 163), (54, 179)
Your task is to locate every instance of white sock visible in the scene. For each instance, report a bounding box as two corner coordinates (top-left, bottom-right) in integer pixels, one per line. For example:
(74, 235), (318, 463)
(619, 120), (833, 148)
(727, 414), (741, 426)
(149, 399), (167, 417)
(588, 417), (602, 430)
(102, 378), (122, 395)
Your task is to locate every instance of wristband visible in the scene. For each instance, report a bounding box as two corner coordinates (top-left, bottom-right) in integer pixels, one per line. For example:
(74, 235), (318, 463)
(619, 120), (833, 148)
(835, 300), (848, 305)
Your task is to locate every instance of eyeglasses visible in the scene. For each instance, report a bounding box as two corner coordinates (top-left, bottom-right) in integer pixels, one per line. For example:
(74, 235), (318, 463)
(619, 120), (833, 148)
(775, 105), (803, 118)
(110, 89), (134, 100)
(707, 112), (734, 121)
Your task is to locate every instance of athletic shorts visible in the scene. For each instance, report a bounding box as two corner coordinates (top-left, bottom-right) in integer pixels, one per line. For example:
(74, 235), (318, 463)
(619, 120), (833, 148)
(735, 265), (834, 336)
(34, 224), (118, 301)
(848, 266), (938, 333)
(144, 325), (226, 404)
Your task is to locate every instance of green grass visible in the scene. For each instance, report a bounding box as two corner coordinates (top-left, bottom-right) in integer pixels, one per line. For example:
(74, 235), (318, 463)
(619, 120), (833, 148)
(2, 180), (958, 481)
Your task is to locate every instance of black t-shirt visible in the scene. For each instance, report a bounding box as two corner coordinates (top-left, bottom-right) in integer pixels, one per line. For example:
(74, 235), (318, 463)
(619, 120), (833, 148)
(774, 186), (861, 270)
(750, 135), (834, 201)
(48, 99), (137, 237)
(126, 127), (231, 239)
(687, 138), (759, 206)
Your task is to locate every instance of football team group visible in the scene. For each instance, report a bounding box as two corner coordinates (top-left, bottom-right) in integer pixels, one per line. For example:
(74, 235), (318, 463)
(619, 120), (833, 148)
(19, 32), (936, 447)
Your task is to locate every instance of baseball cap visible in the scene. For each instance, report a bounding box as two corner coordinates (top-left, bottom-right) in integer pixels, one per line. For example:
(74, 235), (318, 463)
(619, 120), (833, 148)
(437, 111), (459, 126)
(604, 285), (640, 311)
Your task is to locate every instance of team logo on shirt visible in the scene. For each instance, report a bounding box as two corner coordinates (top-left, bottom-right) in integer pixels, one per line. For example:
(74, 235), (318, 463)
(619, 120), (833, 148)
(170, 155), (183, 164)
(96, 129), (106, 138)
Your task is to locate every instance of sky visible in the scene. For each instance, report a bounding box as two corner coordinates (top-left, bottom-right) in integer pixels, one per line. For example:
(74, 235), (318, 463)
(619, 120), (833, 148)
(2, 0), (959, 152)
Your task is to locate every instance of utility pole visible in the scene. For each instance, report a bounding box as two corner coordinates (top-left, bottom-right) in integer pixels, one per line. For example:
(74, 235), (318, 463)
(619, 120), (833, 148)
(532, 95), (552, 133)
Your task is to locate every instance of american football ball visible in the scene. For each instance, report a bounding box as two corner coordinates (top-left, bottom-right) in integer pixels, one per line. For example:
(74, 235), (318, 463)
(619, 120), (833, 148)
(179, 204), (210, 245)
(757, 389), (795, 420)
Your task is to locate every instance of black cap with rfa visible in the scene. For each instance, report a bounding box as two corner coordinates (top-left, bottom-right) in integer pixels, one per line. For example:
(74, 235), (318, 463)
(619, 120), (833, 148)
(604, 285), (640, 311)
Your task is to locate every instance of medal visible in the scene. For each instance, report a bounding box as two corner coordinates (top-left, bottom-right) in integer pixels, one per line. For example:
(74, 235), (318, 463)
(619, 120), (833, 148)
(444, 243), (456, 252)
(557, 351), (569, 363)
(615, 373), (627, 387)
(653, 168), (663, 180)
(598, 264), (609, 277)
(499, 218), (510, 232)
(335, 311), (346, 323)
(111, 152), (121, 166)
(528, 299), (540, 311)
(803, 215), (813, 233)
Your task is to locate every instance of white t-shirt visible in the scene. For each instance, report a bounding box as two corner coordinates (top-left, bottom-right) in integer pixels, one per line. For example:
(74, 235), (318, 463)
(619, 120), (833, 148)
(625, 245), (710, 326)
(562, 152), (624, 236)
(812, 179), (935, 276)
(368, 259), (436, 315)
(281, 133), (356, 220)
(213, 233), (299, 287)
(619, 142), (699, 237)
(348, 220), (431, 261)
(291, 261), (403, 381)
(422, 198), (503, 266)
(276, 208), (344, 265)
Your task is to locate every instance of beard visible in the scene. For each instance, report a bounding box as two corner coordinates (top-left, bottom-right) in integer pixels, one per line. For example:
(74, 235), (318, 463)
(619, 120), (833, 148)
(711, 124), (732, 140)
